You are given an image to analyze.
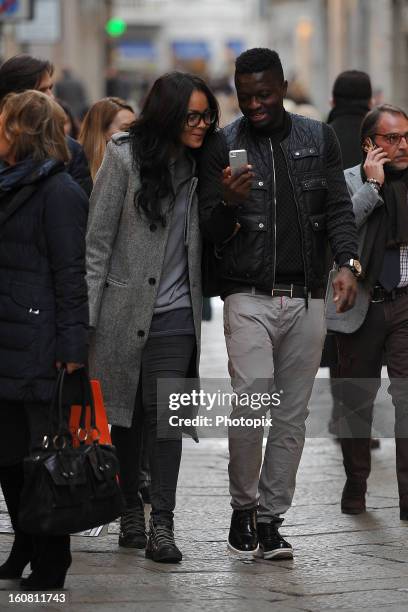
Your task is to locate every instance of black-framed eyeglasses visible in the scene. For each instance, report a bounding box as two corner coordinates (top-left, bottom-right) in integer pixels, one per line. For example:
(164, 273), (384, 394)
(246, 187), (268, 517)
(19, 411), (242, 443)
(185, 110), (217, 128)
(373, 132), (408, 147)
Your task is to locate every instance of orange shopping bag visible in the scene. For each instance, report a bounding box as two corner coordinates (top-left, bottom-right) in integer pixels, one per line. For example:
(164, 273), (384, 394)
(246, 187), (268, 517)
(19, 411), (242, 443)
(69, 380), (111, 446)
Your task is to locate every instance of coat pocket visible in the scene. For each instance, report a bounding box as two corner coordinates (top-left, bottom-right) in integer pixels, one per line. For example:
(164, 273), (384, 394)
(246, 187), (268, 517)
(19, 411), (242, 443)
(0, 284), (54, 353)
(105, 275), (128, 288)
(301, 177), (328, 191)
(11, 283), (55, 311)
(308, 214), (327, 279)
(221, 214), (267, 280)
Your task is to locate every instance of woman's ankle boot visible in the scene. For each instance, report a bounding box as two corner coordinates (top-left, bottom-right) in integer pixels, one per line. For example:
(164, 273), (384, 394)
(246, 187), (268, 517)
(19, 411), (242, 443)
(21, 535), (71, 590)
(0, 532), (32, 579)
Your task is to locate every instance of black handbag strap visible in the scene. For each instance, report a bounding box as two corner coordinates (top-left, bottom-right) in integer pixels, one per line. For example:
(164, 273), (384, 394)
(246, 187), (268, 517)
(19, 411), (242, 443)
(46, 367), (65, 438)
(46, 367), (95, 448)
(77, 370), (99, 443)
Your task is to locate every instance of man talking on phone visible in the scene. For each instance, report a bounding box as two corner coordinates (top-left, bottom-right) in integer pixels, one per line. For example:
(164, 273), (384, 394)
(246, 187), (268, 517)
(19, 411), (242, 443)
(199, 48), (359, 560)
(327, 104), (408, 520)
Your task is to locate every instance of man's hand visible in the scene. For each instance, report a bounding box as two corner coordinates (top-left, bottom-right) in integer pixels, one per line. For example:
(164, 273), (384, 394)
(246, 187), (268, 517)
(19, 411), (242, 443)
(56, 361), (84, 375)
(363, 146), (391, 186)
(222, 165), (254, 206)
(332, 268), (357, 313)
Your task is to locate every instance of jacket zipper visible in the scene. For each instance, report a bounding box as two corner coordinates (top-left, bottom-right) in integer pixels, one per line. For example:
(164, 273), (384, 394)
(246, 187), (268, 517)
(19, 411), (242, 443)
(269, 138), (277, 288)
(280, 142), (309, 293)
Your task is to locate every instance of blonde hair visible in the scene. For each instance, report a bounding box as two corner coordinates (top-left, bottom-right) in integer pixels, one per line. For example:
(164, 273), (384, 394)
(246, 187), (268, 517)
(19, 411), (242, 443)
(1, 90), (69, 163)
(78, 97), (135, 180)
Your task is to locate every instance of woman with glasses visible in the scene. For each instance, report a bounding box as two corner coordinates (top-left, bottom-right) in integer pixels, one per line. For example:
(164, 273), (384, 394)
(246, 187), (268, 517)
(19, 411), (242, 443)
(86, 72), (218, 562)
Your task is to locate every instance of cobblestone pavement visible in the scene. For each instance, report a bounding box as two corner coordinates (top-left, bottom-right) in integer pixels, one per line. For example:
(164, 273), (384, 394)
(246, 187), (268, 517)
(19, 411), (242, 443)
(1, 301), (407, 611)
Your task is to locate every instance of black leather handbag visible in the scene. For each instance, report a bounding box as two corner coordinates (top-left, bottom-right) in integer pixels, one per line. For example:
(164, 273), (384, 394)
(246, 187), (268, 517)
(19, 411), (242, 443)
(19, 368), (125, 535)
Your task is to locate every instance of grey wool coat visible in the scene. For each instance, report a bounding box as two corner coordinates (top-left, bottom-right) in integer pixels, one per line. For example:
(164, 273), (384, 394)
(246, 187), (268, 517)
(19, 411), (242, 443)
(326, 164), (383, 334)
(86, 133), (203, 428)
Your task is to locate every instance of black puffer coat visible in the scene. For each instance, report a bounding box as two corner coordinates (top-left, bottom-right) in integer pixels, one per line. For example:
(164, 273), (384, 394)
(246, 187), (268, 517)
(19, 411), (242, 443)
(0, 164), (89, 403)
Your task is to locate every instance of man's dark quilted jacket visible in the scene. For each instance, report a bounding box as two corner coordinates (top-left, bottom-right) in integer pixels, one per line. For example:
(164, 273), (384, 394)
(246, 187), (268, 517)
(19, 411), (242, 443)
(199, 113), (358, 293)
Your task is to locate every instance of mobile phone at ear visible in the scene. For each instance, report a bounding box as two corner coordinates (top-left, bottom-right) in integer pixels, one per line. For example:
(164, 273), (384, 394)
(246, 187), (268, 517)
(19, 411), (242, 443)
(229, 149), (248, 176)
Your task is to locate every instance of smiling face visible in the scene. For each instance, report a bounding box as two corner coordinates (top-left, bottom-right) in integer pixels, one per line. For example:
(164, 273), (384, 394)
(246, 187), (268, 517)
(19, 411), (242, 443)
(235, 69), (288, 132)
(180, 90), (211, 149)
(370, 112), (408, 171)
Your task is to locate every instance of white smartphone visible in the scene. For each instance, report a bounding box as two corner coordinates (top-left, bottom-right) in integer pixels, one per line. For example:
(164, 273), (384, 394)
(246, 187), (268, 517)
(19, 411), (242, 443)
(229, 149), (248, 176)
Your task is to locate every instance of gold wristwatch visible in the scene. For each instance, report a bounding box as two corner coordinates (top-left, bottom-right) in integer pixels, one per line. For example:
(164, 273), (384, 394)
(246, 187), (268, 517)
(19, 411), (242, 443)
(340, 258), (362, 278)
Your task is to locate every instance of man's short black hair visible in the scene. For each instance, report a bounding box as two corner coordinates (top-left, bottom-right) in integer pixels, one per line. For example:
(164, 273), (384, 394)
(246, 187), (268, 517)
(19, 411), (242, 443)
(0, 54), (54, 101)
(235, 48), (284, 82)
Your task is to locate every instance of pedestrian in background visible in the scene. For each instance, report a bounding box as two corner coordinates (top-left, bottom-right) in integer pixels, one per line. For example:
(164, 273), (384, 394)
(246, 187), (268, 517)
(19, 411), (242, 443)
(328, 70), (373, 170)
(54, 67), (88, 120)
(324, 70), (375, 441)
(199, 48), (359, 560)
(86, 72), (219, 563)
(57, 98), (80, 140)
(327, 104), (408, 519)
(0, 90), (88, 589)
(0, 54), (92, 196)
(79, 97), (135, 181)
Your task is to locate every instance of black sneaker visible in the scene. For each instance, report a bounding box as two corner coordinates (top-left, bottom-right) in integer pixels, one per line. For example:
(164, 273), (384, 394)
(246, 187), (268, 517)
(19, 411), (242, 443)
(227, 508), (258, 557)
(118, 500), (146, 549)
(256, 522), (293, 560)
(145, 519), (182, 563)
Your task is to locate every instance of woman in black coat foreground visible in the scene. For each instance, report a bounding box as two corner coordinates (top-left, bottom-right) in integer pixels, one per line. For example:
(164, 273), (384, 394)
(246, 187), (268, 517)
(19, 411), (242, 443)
(0, 90), (89, 589)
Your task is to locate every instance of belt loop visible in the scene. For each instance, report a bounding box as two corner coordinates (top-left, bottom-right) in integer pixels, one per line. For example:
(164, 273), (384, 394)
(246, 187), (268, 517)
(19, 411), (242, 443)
(251, 286), (256, 296)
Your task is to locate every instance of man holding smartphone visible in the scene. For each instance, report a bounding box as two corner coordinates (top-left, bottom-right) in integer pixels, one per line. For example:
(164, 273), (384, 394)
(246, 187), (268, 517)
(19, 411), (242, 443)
(199, 48), (359, 560)
(327, 104), (408, 520)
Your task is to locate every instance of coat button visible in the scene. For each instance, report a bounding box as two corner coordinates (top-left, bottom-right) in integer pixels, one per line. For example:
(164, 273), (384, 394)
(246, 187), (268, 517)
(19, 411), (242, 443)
(105, 282), (109, 288)
(314, 222), (319, 228)
(150, 224), (157, 232)
(259, 222), (264, 229)
(137, 330), (145, 338)
(295, 151), (300, 156)
(148, 277), (156, 285)
(258, 181), (264, 186)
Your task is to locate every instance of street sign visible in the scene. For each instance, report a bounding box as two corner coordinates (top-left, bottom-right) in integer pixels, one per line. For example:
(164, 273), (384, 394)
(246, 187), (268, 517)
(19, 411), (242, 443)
(0, 0), (33, 21)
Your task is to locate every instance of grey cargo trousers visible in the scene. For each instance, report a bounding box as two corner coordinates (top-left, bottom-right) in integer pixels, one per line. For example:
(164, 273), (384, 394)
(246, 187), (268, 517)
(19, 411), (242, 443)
(224, 291), (326, 523)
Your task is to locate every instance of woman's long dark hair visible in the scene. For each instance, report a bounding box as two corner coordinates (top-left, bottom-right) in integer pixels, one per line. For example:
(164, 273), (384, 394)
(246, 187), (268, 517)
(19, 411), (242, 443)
(130, 71), (219, 224)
